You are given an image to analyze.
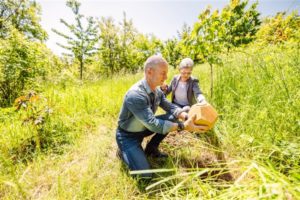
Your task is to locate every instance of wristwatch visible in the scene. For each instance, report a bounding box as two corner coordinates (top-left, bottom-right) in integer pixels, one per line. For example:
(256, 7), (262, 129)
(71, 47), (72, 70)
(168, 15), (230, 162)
(177, 122), (185, 131)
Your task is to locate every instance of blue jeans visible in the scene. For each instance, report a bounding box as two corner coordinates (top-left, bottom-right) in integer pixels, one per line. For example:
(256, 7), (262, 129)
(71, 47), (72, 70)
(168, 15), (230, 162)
(116, 113), (177, 179)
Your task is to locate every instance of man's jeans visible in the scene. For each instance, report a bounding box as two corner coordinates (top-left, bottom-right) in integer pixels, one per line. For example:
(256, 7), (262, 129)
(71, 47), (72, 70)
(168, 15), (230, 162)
(116, 113), (177, 179)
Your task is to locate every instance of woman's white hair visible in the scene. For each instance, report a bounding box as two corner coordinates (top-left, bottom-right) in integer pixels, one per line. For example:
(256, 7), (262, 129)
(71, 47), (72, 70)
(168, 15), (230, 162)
(179, 58), (194, 69)
(144, 55), (167, 72)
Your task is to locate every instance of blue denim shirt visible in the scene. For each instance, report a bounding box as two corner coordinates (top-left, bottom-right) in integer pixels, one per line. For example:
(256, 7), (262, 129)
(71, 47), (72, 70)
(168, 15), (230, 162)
(118, 79), (182, 134)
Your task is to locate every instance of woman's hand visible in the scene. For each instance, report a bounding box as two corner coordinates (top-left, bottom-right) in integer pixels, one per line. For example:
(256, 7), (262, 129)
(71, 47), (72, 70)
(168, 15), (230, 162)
(160, 83), (168, 92)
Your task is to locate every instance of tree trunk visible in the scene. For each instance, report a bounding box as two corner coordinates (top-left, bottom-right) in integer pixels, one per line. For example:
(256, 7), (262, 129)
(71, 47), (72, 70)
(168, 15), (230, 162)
(80, 59), (83, 80)
(210, 63), (213, 99)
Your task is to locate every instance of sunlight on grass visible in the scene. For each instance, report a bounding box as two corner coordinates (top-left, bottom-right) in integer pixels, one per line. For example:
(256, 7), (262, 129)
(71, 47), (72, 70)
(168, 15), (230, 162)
(0, 42), (299, 199)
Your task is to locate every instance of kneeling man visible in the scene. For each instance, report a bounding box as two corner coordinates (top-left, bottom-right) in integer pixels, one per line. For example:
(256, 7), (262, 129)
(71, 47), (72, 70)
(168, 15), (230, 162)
(116, 55), (208, 179)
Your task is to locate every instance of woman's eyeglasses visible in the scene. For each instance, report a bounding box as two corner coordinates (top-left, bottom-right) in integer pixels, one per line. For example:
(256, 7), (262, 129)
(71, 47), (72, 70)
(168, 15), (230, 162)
(180, 72), (192, 76)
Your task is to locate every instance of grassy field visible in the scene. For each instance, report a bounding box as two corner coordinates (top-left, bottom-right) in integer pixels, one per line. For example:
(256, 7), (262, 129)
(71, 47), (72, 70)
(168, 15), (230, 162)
(0, 42), (299, 199)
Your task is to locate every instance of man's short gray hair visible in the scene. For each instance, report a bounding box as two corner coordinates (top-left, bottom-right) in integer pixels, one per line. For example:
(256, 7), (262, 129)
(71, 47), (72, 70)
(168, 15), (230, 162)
(144, 55), (168, 71)
(179, 58), (194, 69)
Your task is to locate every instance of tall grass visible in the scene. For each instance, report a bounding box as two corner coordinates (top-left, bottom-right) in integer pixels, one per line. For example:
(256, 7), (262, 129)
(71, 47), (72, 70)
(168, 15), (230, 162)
(143, 42), (300, 199)
(0, 73), (143, 198)
(0, 42), (299, 199)
(214, 42), (299, 163)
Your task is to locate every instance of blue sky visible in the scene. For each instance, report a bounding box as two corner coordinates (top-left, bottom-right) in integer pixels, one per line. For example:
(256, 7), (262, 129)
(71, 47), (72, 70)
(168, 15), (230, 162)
(37, 0), (300, 55)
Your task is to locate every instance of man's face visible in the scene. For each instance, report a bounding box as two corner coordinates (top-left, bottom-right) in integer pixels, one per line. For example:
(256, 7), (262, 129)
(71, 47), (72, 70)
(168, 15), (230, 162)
(179, 67), (192, 82)
(149, 63), (168, 87)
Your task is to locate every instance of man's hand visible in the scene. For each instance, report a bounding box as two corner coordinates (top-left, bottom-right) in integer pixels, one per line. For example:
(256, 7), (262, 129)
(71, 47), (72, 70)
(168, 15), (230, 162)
(178, 111), (189, 121)
(184, 114), (209, 133)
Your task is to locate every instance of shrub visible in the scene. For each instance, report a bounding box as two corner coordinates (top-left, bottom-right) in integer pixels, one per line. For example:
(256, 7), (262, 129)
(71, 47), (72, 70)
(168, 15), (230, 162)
(0, 28), (54, 107)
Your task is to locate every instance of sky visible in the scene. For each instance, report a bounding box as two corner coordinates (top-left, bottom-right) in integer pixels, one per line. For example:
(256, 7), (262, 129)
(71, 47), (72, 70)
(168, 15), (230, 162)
(37, 0), (300, 55)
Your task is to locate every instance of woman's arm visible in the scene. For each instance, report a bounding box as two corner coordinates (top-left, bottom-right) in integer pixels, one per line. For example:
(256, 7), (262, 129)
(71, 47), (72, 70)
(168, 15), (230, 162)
(192, 79), (207, 103)
(161, 77), (175, 96)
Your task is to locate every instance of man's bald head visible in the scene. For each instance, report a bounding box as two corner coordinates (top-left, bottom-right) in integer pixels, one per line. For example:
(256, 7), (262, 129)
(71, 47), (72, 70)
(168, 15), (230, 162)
(144, 55), (168, 72)
(144, 55), (169, 91)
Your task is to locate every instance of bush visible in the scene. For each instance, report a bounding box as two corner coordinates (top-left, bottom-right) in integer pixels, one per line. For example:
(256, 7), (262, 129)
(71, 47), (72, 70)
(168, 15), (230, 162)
(0, 28), (56, 107)
(256, 11), (300, 44)
(1, 91), (72, 163)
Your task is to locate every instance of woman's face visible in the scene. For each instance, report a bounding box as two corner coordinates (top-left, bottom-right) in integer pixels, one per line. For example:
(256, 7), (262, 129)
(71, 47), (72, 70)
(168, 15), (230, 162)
(179, 67), (192, 82)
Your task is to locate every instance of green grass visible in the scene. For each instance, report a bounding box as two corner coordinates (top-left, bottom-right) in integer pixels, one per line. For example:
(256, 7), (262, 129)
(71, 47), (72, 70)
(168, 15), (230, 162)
(0, 42), (299, 199)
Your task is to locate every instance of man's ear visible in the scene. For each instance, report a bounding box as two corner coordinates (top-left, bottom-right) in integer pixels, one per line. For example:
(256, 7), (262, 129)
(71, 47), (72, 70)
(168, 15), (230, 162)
(146, 68), (153, 76)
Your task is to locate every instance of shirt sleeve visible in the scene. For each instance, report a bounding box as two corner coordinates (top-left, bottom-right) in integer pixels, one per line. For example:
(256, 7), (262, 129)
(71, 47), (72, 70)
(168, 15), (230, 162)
(125, 90), (174, 134)
(159, 91), (183, 118)
(192, 79), (206, 103)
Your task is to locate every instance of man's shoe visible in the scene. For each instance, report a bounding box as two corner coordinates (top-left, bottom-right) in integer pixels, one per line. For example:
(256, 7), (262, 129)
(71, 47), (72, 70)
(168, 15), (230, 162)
(145, 147), (168, 158)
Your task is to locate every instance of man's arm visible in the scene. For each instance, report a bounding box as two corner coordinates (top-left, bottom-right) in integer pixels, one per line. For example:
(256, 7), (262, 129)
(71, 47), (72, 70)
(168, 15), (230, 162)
(159, 91), (183, 118)
(165, 114), (209, 133)
(126, 91), (208, 134)
(125, 91), (174, 134)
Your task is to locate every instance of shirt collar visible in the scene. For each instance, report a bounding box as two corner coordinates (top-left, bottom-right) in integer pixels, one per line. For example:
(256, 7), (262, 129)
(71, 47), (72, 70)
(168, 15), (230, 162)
(142, 78), (156, 95)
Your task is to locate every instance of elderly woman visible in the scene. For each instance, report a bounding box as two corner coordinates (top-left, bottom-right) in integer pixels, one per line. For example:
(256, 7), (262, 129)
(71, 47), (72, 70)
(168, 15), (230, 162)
(161, 58), (207, 111)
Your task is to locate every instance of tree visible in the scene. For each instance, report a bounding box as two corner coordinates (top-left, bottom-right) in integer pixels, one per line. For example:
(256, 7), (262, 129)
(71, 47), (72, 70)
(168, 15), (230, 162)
(256, 11), (300, 44)
(221, 0), (261, 52)
(0, 28), (52, 107)
(176, 23), (201, 63)
(98, 14), (163, 75)
(189, 0), (260, 97)
(133, 33), (164, 72)
(133, 33), (161, 70)
(177, 23), (192, 40)
(98, 16), (121, 75)
(119, 12), (140, 73)
(191, 6), (224, 98)
(162, 38), (181, 68)
(0, 0), (47, 41)
(146, 34), (164, 56)
(52, 0), (99, 80)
